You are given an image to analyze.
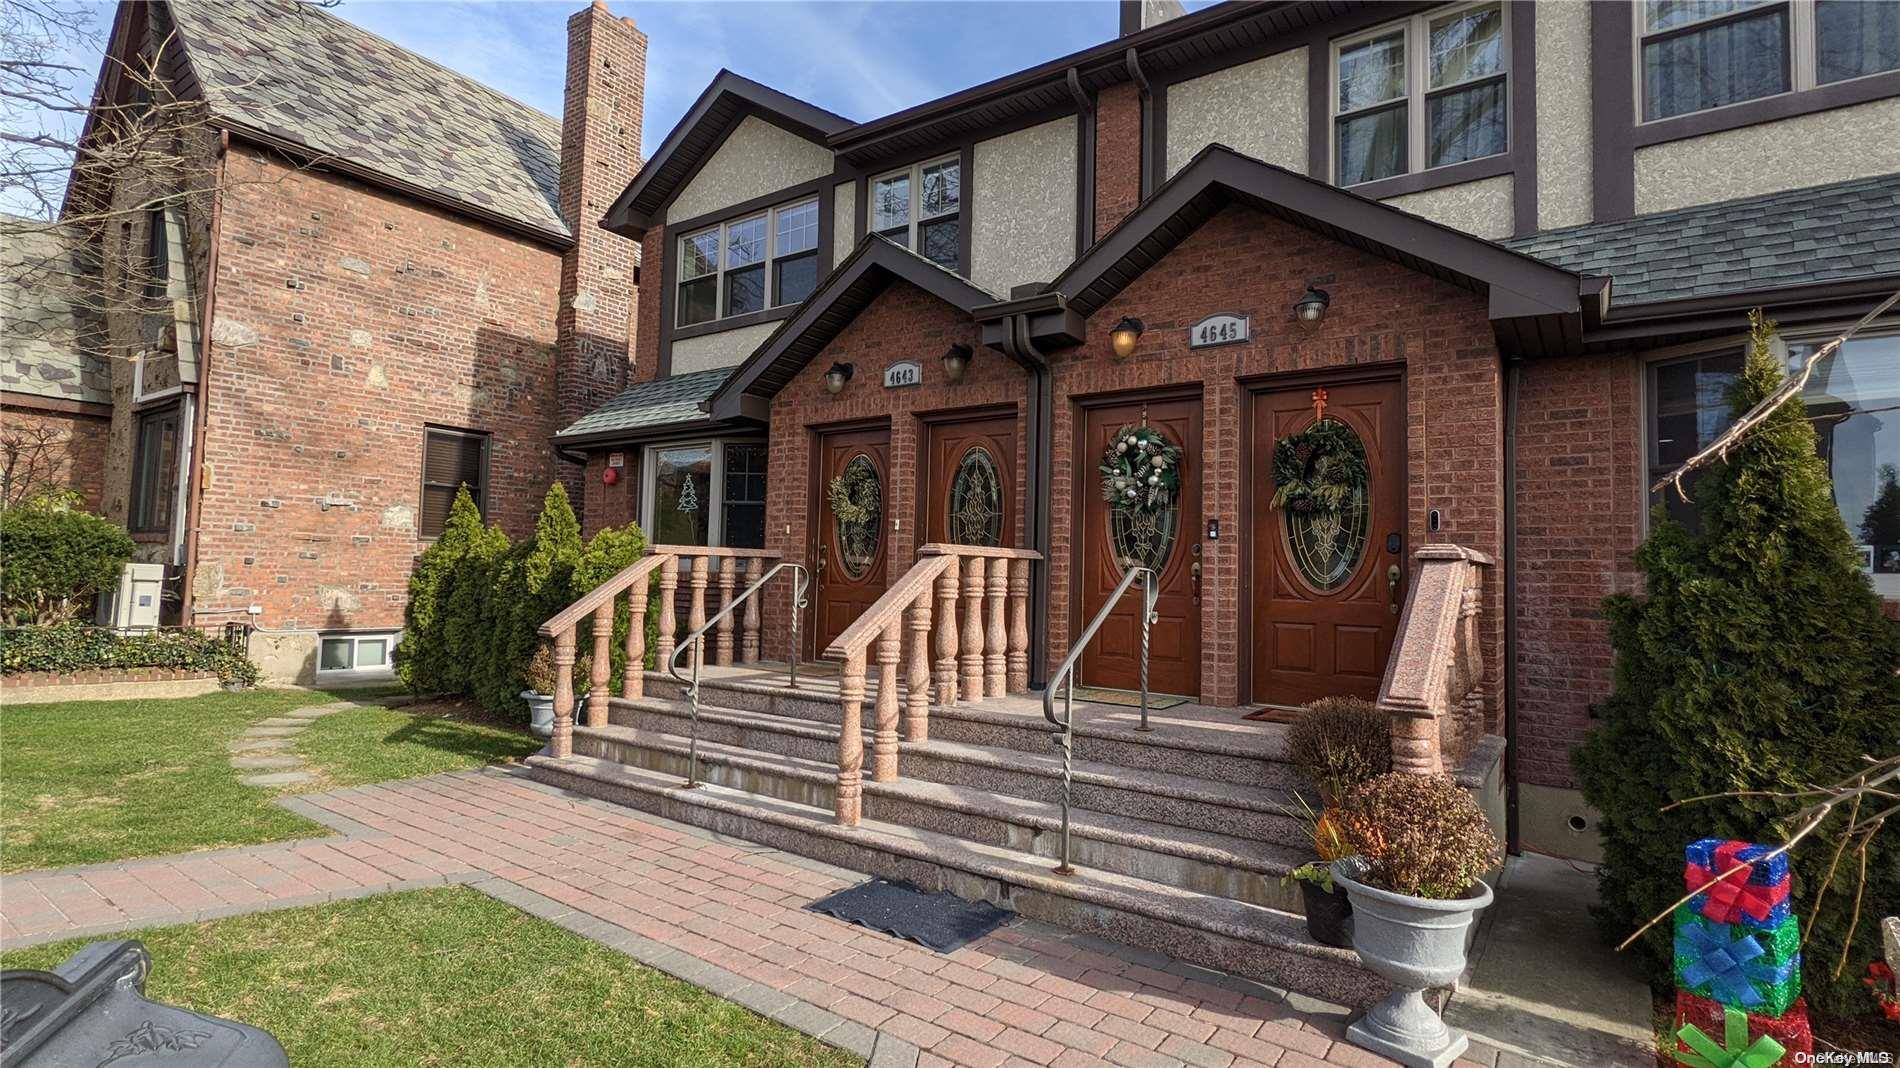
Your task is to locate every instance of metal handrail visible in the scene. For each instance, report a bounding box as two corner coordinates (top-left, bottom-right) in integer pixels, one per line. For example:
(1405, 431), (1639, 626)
(667, 561), (810, 788)
(1041, 563), (1156, 875)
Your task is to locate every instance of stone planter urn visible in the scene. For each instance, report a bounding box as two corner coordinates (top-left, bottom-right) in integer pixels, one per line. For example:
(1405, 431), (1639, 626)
(1331, 857), (1493, 1068)
(522, 691), (554, 737)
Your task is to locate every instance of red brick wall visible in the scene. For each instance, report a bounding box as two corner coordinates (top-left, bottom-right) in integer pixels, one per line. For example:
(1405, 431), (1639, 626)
(0, 403), (110, 511)
(190, 144), (565, 631)
(1094, 83), (1143, 240)
(582, 449), (638, 535)
(1512, 352), (1644, 789)
(631, 225), (666, 385)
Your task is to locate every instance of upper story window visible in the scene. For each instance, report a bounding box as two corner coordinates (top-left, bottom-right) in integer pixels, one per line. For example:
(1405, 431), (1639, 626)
(143, 208), (169, 301)
(420, 427), (488, 539)
(130, 403), (182, 534)
(1333, 1), (1509, 187)
(676, 196), (820, 329)
(871, 156), (961, 271)
(1640, 1), (1900, 121)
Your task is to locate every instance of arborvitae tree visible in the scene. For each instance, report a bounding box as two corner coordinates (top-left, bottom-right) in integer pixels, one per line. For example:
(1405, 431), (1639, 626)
(396, 486), (482, 693)
(1574, 314), (1900, 1013)
(1861, 462), (1900, 546)
(572, 521), (659, 694)
(475, 483), (585, 713)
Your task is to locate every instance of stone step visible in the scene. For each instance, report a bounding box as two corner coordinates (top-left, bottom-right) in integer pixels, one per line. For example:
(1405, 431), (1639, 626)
(525, 752), (1384, 1009)
(572, 721), (1314, 903)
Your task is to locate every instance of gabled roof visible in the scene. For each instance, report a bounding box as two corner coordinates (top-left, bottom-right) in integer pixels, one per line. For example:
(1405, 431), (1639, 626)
(705, 236), (1003, 421)
(603, 71), (853, 238)
(161, 0), (570, 242)
(1504, 173), (1900, 309)
(553, 366), (732, 445)
(1035, 144), (1596, 356)
(0, 215), (109, 407)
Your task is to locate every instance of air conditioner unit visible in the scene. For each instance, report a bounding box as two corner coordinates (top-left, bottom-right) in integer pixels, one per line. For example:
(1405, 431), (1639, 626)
(96, 562), (167, 632)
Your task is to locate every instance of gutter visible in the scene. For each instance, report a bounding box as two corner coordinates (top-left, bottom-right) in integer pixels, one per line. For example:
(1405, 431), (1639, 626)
(998, 311), (1055, 690)
(179, 128), (229, 626)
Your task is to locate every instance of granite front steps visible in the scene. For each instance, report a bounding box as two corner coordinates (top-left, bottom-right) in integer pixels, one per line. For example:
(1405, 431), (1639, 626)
(526, 668), (1385, 1007)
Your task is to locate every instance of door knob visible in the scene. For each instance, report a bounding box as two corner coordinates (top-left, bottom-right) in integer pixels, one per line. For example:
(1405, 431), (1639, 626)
(1387, 564), (1401, 614)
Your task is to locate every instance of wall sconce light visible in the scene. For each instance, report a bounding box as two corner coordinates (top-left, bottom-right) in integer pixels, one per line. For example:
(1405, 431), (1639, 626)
(824, 362), (854, 395)
(1109, 317), (1144, 360)
(941, 343), (972, 383)
(1294, 287), (1330, 324)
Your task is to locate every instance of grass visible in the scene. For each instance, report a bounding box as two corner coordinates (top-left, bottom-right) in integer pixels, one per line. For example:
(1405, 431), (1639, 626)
(0, 688), (538, 873)
(0, 887), (859, 1067)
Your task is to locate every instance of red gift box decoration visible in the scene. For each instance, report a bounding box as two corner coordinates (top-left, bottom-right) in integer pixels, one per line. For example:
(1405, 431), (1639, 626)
(1673, 991), (1812, 1062)
(1684, 839), (1792, 927)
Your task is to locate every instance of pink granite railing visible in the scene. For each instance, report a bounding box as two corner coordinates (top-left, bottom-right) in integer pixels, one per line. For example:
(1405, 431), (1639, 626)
(1375, 544), (1495, 776)
(822, 544), (1039, 827)
(537, 545), (781, 760)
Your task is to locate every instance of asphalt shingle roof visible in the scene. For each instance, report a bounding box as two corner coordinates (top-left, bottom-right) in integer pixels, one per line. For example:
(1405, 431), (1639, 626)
(556, 367), (731, 440)
(1502, 173), (1900, 307)
(0, 215), (109, 405)
(168, 0), (569, 240)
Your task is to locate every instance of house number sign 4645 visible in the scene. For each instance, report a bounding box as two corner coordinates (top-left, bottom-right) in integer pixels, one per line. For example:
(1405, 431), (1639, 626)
(1189, 313), (1249, 349)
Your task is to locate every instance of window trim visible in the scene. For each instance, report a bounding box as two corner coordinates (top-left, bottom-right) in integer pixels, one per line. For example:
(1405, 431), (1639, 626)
(639, 437), (768, 549)
(419, 426), (490, 541)
(869, 153), (964, 268)
(316, 630), (401, 680)
(1330, 0), (1512, 188)
(674, 194), (821, 330)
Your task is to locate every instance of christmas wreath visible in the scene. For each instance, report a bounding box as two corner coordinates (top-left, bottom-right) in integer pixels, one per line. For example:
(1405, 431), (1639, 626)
(1099, 425), (1182, 515)
(827, 461), (880, 525)
(1270, 419), (1368, 518)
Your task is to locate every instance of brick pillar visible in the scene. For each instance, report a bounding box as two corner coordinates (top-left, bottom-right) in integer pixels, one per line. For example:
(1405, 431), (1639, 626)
(1094, 82), (1144, 240)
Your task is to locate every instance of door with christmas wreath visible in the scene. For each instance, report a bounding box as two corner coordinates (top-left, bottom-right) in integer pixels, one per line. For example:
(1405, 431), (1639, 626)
(812, 426), (891, 656)
(1249, 377), (1406, 708)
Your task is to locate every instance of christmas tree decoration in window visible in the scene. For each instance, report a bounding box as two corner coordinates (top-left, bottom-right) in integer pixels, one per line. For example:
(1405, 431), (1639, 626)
(949, 446), (1003, 547)
(1271, 413), (1370, 591)
(828, 455), (881, 579)
(1099, 425), (1182, 571)
(676, 472), (699, 512)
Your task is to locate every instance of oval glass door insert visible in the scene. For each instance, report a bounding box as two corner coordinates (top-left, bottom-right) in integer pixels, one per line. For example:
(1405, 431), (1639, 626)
(1282, 424), (1370, 591)
(1110, 430), (1180, 573)
(833, 454), (882, 579)
(948, 445), (1004, 547)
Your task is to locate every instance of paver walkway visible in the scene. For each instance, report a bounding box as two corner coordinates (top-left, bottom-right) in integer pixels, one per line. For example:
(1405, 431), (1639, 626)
(225, 700), (361, 786)
(0, 768), (1494, 1068)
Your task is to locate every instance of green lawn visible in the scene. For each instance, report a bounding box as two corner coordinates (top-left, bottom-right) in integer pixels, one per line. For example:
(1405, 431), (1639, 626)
(1, 887), (858, 1067)
(0, 689), (539, 873)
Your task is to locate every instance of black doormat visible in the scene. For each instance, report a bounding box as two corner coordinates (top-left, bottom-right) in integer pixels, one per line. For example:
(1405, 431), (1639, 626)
(807, 879), (1012, 953)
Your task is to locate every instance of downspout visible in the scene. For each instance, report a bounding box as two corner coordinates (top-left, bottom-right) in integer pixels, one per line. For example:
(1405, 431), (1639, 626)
(1001, 312), (1054, 690)
(1064, 68), (1095, 256)
(178, 128), (229, 627)
(1503, 354), (1521, 856)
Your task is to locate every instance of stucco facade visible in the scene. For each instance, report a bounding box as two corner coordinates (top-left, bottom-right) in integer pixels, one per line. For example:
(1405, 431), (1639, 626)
(1633, 96), (1900, 214)
(665, 115), (835, 225)
(1380, 175), (1518, 241)
(970, 116), (1078, 297)
(1165, 49), (1307, 179)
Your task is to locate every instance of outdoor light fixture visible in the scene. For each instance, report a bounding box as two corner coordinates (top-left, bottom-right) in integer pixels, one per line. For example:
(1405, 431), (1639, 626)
(1294, 287), (1330, 323)
(824, 362), (854, 395)
(1110, 317), (1145, 360)
(942, 343), (972, 383)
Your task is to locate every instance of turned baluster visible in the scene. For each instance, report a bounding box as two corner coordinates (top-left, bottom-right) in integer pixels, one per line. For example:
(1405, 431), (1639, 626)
(622, 571), (649, 700)
(872, 621), (901, 783)
(935, 557), (960, 705)
(741, 557), (763, 663)
(550, 626), (576, 759)
(588, 608), (612, 728)
(984, 558), (1008, 698)
(714, 561), (737, 666)
(905, 590), (932, 742)
(654, 555), (679, 668)
(1006, 558), (1030, 692)
(687, 555), (709, 674)
(836, 650), (866, 826)
(960, 556), (986, 702)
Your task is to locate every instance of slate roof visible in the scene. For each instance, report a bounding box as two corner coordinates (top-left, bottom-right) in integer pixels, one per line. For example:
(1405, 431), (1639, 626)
(555, 367), (732, 441)
(1503, 173), (1900, 307)
(0, 215), (110, 405)
(166, 0), (569, 240)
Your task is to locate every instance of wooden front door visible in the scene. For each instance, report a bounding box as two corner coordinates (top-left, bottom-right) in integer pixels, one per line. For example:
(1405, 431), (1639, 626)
(1078, 396), (1202, 697)
(812, 426), (891, 655)
(1250, 377), (1407, 707)
(922, 413), (1017, 547)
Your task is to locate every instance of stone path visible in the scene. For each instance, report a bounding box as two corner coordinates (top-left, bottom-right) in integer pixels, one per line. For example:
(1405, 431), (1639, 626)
(225, 701), (360, 787)
(0, 768), (1507, 1068)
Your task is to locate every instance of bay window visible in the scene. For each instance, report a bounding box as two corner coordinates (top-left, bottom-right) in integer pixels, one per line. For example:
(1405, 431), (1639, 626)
(871, 156), (961, 271)
(643, 440), (768, 549)
(1640, 0), (1900, 122)
(675, 196), (821, 329)
(1333, 2), (1509, 187)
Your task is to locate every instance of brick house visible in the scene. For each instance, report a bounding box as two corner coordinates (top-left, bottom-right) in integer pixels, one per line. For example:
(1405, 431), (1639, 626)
(14, 0), (647, 681)
(547, 0), (1900, 894)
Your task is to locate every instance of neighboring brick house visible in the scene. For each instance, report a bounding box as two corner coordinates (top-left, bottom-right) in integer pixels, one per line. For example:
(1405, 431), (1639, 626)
(559, 0), (1900, 860)
(34, 0), (646, 682)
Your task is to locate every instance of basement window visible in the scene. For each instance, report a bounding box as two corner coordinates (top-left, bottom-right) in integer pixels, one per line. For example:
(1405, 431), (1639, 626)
(318, 631), (399, 679)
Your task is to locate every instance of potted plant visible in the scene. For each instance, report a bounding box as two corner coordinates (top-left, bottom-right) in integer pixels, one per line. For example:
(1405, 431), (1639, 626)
(1330, 773), (1502, 1068)
(1283, 697), (1390, 946)
(521, 645), (591, 738)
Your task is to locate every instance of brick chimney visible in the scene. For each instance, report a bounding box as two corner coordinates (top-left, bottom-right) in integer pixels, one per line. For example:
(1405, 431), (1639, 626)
(556, 1), (645, 433)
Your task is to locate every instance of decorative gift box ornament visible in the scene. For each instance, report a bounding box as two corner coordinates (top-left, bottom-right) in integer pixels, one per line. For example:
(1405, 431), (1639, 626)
(1673, 908), (1802, 1017)
(1673, 992), (1812, 1065)
(1683, 838), (1791, 929)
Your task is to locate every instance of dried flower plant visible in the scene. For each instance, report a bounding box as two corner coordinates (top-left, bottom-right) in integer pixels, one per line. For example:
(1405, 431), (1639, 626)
(1286, 696), (1391, 806)
(1334, 773), (1501, 900)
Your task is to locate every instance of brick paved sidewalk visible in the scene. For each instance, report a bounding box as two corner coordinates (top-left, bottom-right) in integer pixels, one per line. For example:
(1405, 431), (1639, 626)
(1, 768), (1497, 1068)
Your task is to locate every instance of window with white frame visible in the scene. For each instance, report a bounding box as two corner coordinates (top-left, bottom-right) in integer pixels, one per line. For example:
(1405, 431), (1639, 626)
(1639, 1), (1900, 122)
(870, 156), (961, 270)
(643, 441), (768, 548)
(1333, 2), (1509, 187)
(318, 632), (399, 677)
(675, 196), (821, 328)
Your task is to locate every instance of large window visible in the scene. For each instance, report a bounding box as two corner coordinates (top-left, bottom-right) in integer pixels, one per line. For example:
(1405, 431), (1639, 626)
(675, 196), (820, 329)
(129, 404), (182, 533)
(644, 440), (767, 549)
(1640, 1), (1900, 122)
(871, 156), (961, 270)
(419, 427), (488, 539)
(1648, 329), (1900, 596)
(1333, 2), (1509, 186)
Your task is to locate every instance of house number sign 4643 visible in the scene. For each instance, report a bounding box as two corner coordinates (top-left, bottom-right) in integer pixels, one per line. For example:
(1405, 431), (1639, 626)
(1190, 313), (1249, 349)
